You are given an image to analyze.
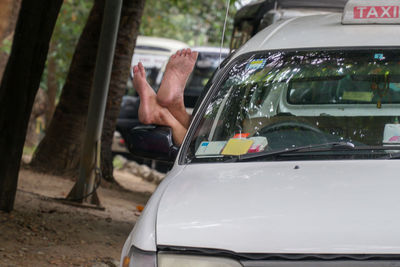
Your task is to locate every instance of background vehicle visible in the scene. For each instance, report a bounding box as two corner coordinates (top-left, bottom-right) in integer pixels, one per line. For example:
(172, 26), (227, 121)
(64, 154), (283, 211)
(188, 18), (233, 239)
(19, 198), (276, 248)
(121, 1), (400, 266)
(230, 0), (347, 50)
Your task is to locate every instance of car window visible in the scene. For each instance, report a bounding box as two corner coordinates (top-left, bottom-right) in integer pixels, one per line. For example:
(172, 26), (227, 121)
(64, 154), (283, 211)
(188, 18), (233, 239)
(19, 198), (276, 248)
(185, 49), (400, 163)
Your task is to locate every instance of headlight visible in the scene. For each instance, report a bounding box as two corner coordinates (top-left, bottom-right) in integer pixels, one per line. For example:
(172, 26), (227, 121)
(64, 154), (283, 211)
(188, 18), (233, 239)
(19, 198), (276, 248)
(121, 246), (156, 267)
(158, 252), (242, 267)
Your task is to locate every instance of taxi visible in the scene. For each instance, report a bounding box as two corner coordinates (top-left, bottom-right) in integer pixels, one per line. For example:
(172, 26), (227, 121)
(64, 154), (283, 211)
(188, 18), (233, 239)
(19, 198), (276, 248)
(121, 1), (400, 266)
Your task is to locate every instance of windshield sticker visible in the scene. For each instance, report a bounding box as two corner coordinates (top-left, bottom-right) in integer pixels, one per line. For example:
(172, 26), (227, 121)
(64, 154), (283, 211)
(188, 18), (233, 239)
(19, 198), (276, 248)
(383, 124), (400, 144)
(246, 59), (266, 70)
(221, 138), (254, 156)
(195, 141), (227, 156)
(233, 133), (250, 138)
(374, 53), (385, 60)
(248, 136), (268, 153)
(342, 91), (373, 102)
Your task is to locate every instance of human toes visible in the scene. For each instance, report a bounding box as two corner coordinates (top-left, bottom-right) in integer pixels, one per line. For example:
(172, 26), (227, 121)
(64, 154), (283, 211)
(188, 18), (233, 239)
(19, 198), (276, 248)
(190, 51), (199, 61)
(171, 50), (180, 58)
(185, 48), (192, 56)
(138, 62), (146, 76)
(132, 65), (139, 75)
(181, 48), (189, 56)
(180, 49), (189, 56)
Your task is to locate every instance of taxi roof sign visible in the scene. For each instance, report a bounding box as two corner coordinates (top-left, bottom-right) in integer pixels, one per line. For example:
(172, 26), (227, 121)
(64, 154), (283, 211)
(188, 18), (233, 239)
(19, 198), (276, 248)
(342, 0), (400, 24)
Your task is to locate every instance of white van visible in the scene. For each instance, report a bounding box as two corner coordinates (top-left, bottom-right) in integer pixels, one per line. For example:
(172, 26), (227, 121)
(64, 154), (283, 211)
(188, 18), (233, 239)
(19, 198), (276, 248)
(121, 1), (400, 266)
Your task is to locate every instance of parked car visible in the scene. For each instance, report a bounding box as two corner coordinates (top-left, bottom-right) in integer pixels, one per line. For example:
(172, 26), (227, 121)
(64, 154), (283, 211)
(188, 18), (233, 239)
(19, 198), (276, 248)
(120, 0), (400, 266)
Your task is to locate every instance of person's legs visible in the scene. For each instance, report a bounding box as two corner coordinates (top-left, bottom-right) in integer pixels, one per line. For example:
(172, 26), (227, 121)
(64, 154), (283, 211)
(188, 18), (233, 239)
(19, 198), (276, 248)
(156, 48), (198, 129)
(133, 62), (187, 145)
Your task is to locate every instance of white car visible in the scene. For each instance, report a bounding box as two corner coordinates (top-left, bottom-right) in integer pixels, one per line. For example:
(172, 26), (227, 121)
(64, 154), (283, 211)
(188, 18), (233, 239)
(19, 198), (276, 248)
(121, 1), (400, 266)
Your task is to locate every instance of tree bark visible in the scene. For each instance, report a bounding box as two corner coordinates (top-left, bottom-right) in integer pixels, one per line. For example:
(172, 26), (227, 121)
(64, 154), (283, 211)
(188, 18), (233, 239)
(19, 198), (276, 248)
(31, 0), (145, 183)
(0, 0), (21, 81)
(0, 0), (62, 212)
(30, 0), (105, 176)
(45, 40), (57, 126)
(101, 0), (145, 182)
(0, 0), (21, 39)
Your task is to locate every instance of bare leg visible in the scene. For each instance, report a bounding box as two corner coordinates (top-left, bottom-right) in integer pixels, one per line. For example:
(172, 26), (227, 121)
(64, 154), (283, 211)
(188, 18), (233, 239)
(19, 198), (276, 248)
(133, 62), (187, 145)
(157, 48), (198, 128)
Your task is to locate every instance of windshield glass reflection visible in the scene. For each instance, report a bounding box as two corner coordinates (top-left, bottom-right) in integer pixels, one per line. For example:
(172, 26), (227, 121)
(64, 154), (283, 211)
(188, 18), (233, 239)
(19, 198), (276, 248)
(186, 49), (400, 162)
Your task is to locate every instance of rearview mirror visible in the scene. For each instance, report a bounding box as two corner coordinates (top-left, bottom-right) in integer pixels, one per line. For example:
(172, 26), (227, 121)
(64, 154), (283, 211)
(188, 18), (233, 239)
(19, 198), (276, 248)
(125, 125), (179, 163)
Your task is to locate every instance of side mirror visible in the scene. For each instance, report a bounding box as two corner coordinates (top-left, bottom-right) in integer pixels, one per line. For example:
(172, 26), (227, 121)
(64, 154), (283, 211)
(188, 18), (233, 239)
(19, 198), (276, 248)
(125, 125), (179, 163)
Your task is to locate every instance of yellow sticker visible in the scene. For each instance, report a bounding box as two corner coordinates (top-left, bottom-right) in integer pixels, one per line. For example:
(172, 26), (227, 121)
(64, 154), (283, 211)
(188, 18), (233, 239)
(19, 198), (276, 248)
(342, 91), (373, 102)
(221, 138), (254, 156)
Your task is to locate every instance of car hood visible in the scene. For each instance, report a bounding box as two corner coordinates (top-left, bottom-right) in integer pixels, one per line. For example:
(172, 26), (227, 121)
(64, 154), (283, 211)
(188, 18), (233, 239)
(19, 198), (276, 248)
(156, 160), (400, 254)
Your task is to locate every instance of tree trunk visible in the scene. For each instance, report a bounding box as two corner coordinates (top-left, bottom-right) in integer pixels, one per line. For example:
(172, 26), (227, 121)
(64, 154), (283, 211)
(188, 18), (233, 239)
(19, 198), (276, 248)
(0, 0), (19, 40)
(45, 40), (57, 126)
(30, 0), (105, 176)
(0, 0), (62, 212)
(31, 0), (145, 182)
(24, 88), (48, 147)
(0, 0), (21, 81)
(101, 0), (145, 182)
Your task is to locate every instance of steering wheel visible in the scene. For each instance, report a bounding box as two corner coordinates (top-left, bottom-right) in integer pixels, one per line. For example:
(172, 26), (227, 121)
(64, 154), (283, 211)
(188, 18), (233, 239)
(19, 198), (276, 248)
(257, 120), (331, 149)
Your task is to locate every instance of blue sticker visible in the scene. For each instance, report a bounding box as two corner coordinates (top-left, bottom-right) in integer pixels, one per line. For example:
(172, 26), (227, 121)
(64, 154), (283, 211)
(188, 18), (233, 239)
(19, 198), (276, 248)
(201, 142), (209, 147)
(246, 59), (266, 70)
(374, 53), (384, 60)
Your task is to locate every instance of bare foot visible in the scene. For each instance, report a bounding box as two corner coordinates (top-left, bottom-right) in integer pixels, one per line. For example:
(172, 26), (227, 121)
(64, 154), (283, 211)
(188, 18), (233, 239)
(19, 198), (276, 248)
(156, 48), (198, 107)
(133, 62), (189, 145)
(133, 62), (166, 125)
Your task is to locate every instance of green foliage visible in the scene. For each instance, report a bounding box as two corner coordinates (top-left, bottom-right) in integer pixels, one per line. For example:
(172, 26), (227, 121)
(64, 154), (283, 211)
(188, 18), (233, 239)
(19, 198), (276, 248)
(112, 155), (125, 170)
(41, 0), (93, 95)
(41, 0), (238, 95)
(140, 0), (237, 47)
(23, 145), (37, 157)
(0, 37), (12, 55)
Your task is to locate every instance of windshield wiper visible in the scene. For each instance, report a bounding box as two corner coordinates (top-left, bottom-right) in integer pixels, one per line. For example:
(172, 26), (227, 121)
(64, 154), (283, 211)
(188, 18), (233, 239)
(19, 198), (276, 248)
(226, 141), (356, 162)
(226, 142), (400, 162)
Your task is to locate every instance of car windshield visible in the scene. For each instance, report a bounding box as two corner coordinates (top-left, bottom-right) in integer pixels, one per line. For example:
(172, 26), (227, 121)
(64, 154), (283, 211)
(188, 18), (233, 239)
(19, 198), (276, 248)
(185, 49), (400, 163)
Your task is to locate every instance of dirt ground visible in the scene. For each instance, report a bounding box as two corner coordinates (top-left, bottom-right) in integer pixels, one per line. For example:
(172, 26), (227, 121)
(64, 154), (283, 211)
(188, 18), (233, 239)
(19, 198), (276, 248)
(0, 167), (158, 267)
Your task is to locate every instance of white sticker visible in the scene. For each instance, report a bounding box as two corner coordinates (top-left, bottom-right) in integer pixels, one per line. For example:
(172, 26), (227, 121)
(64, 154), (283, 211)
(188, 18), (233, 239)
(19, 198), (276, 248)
(248, 136), (268, 153)
(195, 141), (227, 156)
(383, 123), (400, 144)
